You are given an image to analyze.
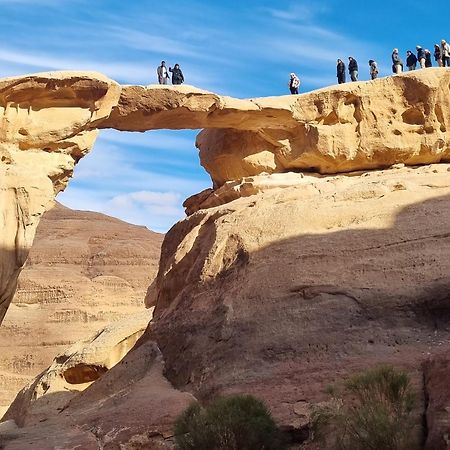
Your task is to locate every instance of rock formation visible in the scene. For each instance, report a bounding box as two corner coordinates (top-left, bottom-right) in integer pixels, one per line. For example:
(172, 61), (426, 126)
(2, 69), (450, 448)
(0, 202), (163, 416)
(2, 69), (450, 323)
(0, 72), (121, 324)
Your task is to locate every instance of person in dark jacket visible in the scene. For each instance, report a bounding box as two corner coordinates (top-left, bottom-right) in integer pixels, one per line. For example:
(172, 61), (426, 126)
(348, 57), (358, 81)
(406, 50), (417, 70)
(392, 48), (403, 74)
(416, 46), (426, 68)
(169, 64), (184, 85)
(424, 49), (432, 67)
(434, 44), (442, 67)
(336, 59), (346, 84)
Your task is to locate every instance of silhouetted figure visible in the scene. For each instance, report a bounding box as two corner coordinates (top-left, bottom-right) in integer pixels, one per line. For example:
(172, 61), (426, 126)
(434, 44), (442, 67)
(424, 49), (432, 67)
(157, 61), (169, 84)
(348, 57), (358, 81)
(169, 64), (184, 85)
(336, 59), (346, 84)
(288, 73), (300, 94)
(416, 46), (426, 68)
(441, 40), (450, 67)
(368, 60), (378, 80)
(406, 51), (417, 70)
(392, 48), (403, 74)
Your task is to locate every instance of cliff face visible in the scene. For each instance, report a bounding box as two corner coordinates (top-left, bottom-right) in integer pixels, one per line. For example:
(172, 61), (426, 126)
(149, 164), (450, 435)
(2, 69), (450, 448)
(0, 72), (121, 323)
(2, 69), (450, 323)
(0, 203), (163, 417)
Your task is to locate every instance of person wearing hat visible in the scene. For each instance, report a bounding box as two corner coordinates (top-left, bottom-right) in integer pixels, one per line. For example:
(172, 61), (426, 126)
(416, 46), (426, 69)
(391, 49), (403, 74)
(288, 73), (300, 94)
(441, 39), (450, 67)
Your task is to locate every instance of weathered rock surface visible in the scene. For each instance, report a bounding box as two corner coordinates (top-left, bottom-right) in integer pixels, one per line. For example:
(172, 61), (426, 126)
(2, 69), (450, 323)
(2, 69), (450, 448)
(0, 202), (163, 416)
(0, 72), (121, 324)
(1, 314), (195, 450)
(147, 163), (450, 441)
(423, 352), (450, 450)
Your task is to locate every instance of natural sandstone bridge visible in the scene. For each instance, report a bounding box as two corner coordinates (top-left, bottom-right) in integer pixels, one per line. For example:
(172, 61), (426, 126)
(1, 69), (450, 323)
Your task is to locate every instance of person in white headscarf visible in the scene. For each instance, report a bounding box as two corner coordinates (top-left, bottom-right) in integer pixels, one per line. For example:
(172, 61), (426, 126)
(441, 39), (450, 67)
(288, 73), (300, 94)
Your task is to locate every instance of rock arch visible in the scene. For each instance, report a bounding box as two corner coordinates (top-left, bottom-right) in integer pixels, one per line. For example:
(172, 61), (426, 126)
(1, 68), (450, 323)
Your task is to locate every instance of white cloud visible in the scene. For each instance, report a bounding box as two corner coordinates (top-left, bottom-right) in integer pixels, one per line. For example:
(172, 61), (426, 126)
(59, 187), (186, 233)
(263, 4), (329, 22)
(108, 191), (182, 217)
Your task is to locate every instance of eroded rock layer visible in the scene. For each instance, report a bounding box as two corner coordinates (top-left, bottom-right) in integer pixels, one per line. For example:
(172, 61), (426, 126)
(0, 72), (120, 324)
(1, 69), (450, 323)
(0, 203), (163, 416)
(148, 163), (450, 441)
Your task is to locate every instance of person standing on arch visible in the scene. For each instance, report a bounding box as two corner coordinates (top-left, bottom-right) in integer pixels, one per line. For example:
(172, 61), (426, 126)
(337, 59), (346, 84)
(434, 44), (442, 67)
(157, 61), (170, 84)
(288, 73), (300, 94)
(416, 46), (426, 68)
(392, 49), (403, 74)
(441, 40), (450, 67)
(424, 49), (433, 67)
(348, 57), (358, 81)
(368, 60), (378, 80)
(406, 51), (417, 71)
(169, 64), (185, 85)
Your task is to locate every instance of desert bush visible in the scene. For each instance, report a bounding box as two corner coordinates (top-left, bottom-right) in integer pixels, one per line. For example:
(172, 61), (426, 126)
(311, 365), (419, 450)
(174, 394), (286, 450)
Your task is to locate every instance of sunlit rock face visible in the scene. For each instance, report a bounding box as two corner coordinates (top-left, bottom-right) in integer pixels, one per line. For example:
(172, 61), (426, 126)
(0, 203), (163, 416)
(0, 72), (121, 324)
(2, 69), (450, 323)
(2, 69), (450, 449)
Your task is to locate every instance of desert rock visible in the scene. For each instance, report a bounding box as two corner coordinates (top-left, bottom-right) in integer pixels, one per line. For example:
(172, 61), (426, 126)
(0, 203), (163, 416)
(2, 315), (195, 450)
(2, 69), (450, 322)
(0, 72), (120, 324)
(148, 163), (450, 439)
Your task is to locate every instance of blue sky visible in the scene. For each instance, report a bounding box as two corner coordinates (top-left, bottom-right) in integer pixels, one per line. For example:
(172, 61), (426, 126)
(1, 0), (448, 232)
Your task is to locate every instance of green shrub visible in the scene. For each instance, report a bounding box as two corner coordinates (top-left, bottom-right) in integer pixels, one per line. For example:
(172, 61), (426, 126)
(174, 394), (286, 450)
(311, 366), (419, 450)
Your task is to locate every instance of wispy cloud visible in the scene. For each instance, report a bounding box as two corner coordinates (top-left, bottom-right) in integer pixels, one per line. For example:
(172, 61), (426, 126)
(263, 3), (330, 22)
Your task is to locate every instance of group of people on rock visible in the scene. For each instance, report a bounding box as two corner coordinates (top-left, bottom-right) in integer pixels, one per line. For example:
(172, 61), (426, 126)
(393, 40), (450, 73)
(156, 60), (185, 85)
(289, 38), (450, 94)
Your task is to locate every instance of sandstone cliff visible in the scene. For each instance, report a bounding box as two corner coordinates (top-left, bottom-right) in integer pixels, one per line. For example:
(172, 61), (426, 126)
(2, 69), (450, 323)
(2, 69), (450, 448)
(0, 203), (163, 416)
